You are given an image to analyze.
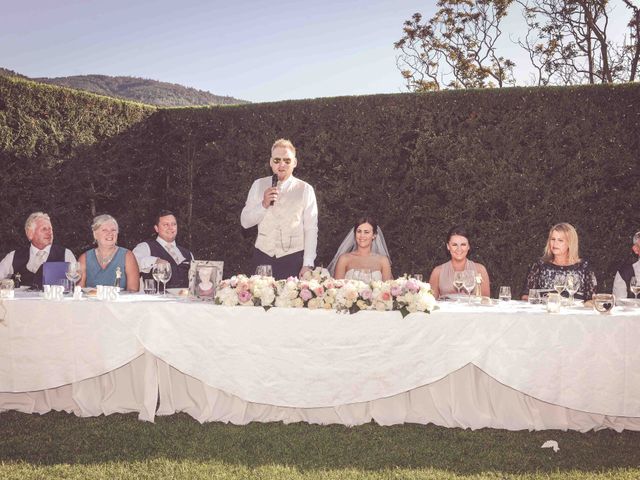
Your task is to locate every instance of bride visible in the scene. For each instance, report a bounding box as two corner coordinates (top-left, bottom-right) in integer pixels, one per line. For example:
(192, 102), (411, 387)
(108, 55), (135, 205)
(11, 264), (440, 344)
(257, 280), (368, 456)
(328, 216), (393, 281)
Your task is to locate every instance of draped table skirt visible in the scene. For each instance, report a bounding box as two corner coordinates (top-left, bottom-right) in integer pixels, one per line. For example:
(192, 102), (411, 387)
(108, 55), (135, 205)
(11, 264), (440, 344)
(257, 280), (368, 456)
(1, 295), (639, 431)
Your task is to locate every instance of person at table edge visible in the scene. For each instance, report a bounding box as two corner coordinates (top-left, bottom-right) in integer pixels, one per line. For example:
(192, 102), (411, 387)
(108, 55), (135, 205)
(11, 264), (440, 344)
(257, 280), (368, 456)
(522, 222), (597, 301)
(0, 211), (76, 288)
(240, 138), (318, 280)
(78, 214), (139, 292)
(612, 230), (640, 299)
(133, 210), (194, 288)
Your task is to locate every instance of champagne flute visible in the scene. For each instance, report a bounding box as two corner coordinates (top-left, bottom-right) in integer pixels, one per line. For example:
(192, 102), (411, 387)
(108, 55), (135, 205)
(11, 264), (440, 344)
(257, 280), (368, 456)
(65, 261), (82, 289)
(630, 276), (640, 300)
(462, 271), (476, 304)
(453, 271), (464, 297)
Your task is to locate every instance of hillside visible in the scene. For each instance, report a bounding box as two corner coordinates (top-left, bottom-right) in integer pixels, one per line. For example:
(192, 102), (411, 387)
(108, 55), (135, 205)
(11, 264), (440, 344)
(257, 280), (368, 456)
(35, 74), (248, 107)
(0, 68), (247, 106)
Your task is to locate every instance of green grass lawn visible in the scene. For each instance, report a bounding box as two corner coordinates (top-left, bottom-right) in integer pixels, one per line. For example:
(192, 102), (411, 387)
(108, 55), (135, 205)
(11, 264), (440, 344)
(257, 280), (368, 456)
(1, 411), (639, 479)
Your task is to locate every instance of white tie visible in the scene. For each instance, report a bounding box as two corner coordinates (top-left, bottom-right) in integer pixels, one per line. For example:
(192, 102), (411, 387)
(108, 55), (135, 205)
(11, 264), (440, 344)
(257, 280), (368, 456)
(165, 244), (181, 264)
(27, 250), (48, 273)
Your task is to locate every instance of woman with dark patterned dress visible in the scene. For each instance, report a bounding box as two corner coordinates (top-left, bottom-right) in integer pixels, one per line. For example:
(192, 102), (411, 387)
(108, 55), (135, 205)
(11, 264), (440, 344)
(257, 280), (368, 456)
(522, 223), (597, 301)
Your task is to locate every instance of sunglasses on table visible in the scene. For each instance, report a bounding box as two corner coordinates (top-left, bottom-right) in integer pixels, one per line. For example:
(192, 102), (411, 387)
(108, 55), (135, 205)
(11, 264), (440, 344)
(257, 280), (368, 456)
(271, 157), (293, 165)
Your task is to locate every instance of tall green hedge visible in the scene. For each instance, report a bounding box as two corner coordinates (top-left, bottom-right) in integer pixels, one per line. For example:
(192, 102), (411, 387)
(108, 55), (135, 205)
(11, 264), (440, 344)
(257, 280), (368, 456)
(1, 75), (638, 295)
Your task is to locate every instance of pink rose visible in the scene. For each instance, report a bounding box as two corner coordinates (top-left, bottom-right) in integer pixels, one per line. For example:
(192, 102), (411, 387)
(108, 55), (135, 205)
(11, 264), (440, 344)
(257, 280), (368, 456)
(391, 286), (403, 297)
(238, 290), (252, 303)
(314, 286), (324, 296)
(381, 291), (391, 301)
(406, 279), (419, 293)
(300, 288), (313, 302)
(361, 288), (372, 300)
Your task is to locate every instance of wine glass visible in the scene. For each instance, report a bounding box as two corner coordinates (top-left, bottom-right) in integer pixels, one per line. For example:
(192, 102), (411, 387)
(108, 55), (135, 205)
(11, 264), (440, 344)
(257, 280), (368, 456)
(630, 276), (640, 300)
(462, 271), (476, 304)
(453, 271), (464, 298)
(152, 263), (172, 295)
(553, 274), (566, 295)
(65, 261), (82, 290)
(565, 273), (580, 305)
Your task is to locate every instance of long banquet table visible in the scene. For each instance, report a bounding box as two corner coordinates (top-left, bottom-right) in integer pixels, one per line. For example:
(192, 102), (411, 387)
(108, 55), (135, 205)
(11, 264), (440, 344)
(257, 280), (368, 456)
(1, 293), (640, 431)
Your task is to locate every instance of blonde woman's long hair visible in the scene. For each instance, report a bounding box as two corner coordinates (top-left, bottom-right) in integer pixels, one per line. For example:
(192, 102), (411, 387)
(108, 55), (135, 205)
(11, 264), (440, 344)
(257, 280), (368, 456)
(542, 222), (580, 264)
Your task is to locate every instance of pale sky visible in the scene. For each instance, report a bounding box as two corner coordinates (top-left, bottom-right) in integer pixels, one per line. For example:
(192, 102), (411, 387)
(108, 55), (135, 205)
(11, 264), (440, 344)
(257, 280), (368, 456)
(1, 0), (634, 103)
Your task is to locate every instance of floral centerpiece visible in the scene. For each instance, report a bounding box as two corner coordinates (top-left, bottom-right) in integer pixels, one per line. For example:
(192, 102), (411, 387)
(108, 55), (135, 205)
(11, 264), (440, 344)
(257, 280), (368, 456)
(214, 268), (437, 316)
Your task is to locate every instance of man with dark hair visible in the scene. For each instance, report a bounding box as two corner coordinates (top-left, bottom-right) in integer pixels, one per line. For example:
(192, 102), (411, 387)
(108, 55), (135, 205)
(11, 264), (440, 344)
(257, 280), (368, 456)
(613, 230), (640, 299)
(0, 212), (76, 288)
(133, 210), (194, 288)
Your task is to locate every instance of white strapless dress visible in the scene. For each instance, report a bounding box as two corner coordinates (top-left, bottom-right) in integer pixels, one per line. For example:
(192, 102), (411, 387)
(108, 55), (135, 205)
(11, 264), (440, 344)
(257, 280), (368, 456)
(344, 269), (383, 281)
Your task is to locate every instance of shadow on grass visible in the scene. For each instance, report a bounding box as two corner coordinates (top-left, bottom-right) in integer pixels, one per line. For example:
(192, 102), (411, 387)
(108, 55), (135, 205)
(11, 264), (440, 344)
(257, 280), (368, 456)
(1, 411), (639, 475)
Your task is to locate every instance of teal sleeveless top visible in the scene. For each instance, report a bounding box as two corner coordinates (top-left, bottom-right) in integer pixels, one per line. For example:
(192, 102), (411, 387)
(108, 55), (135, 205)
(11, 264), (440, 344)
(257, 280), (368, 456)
(85, 247), (127, 289)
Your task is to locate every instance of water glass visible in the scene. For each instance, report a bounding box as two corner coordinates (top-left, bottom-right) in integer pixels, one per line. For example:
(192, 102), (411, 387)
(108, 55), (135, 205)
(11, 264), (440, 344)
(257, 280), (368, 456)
(546, 292), (562, 313)
(256, 265), (273, 277)
(528, 289), (541, 305)
(498, 286), (511, 302)
(58, 278), (73, 294)
(144, 279), (157, 295)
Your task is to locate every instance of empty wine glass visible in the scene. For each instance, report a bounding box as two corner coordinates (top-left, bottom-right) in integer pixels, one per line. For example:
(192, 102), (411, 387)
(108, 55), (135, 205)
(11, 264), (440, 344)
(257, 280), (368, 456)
(65, 261), (82, 289)
(152, 263), (172, 295)
(565, 273), (580, 305)
(630, 276), (640, 300)
(462, 271), (476, 304)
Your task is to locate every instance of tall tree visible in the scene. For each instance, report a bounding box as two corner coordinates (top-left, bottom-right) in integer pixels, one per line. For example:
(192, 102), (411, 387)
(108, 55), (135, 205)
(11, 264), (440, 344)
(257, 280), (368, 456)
(515, 0), (640, 85)
(394, 0), (515, 91)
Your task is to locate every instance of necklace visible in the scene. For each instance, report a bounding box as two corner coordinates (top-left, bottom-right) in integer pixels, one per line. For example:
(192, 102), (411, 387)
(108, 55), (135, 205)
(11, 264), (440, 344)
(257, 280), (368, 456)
(96, 248), (117, 265)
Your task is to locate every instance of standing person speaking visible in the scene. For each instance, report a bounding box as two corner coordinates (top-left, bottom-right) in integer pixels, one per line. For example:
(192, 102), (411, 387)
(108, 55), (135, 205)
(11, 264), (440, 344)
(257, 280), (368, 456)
(241, 139), (318, 280)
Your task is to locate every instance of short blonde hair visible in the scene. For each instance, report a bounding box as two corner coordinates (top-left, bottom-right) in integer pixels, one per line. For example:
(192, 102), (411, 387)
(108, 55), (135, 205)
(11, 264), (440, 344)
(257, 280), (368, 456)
(91, 214), (119, 236)
(271, 138), (296, 157)
(542, 222), (580, 264)
(24, 212), (51, 236)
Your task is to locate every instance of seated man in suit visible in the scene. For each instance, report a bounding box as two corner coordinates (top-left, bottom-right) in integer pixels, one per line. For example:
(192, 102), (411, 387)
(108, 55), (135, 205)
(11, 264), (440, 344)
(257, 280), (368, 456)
(613, 230), (640, 299)
(0, 211), (76, 288)
(133, 210), (194, 288)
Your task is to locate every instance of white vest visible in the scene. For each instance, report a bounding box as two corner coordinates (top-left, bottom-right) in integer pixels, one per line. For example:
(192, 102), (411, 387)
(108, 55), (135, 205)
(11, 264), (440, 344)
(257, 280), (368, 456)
(255, 177), (306, 258)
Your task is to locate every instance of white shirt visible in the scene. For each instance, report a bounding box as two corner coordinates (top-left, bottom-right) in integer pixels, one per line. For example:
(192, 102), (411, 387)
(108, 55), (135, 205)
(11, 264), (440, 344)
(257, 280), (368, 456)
(132, 237), (193, 273)
(0, 244), (77, 279)
(612, 258), (640, 299)
(240, 175), (318, 267)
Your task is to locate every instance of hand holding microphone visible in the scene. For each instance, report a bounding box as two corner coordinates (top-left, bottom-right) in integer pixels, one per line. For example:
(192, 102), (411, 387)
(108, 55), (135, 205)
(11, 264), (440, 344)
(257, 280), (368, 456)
(270, 173), (278, 206)
(262, 174), (279, 208)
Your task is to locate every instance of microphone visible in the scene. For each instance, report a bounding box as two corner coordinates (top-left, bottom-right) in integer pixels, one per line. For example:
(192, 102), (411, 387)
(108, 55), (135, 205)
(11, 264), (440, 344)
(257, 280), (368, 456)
(270, 174), (278, 206)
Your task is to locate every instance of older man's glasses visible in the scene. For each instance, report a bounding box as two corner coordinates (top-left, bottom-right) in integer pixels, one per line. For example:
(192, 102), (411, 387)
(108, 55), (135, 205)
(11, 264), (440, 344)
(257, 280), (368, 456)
(271, 157), (293, 165)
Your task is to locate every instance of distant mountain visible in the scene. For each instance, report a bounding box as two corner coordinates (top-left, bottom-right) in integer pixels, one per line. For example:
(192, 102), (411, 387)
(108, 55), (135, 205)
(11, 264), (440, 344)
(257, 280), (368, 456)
(0, 67), (247, 106)
(0, 67), (28, 79)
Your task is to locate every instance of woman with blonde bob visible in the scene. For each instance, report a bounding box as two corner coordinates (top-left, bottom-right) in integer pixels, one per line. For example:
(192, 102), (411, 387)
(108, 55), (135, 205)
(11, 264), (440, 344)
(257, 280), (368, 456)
(79, 214), (139, 292)
(522, 222), (596, 300)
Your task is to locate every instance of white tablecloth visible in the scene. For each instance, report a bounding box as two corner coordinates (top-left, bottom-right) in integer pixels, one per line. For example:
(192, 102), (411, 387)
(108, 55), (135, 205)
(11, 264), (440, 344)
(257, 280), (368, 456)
(1, 295), (639, 430)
